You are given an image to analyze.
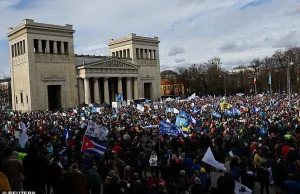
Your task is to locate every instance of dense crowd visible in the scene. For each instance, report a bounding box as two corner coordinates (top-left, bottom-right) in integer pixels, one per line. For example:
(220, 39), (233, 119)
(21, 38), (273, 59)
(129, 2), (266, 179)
(1, 94), (300, 194)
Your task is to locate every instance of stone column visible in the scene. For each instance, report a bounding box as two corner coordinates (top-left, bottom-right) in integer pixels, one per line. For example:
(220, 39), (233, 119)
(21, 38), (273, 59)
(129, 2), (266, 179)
(53, 41), (58, 54)
(103, 77), (110, 104)
(78, 78), (84, 104)
(133, 77), (138, 99)
(93, 78), (100, 103)
(46, 40), (50, 53)
(38, 40), (42, 53)
(144, 49), (148, 59)
(153, 50), (156, 59)
(60, 42), (65, 54)
(16, 43), (19, 56)
(123, 50), (126, 58)
(126, 77), (132, 100)
(12, 44), (17, 57)
(117, 77), (123, 94)
(84, 78), (91, 104)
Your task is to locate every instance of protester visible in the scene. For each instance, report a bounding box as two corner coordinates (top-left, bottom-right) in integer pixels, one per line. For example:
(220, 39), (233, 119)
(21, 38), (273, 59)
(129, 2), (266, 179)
(0, 94), (300, 194)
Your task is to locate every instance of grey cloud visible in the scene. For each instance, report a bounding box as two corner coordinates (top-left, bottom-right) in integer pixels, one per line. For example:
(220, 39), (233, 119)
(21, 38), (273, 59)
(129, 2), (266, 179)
(168, 46), (185, 56)
(273, 30), (300, 48)
(219, 41), (237, 52)
(177, 0), (206, 6)
(222, 59), (252, 70)
(284, 5), (300, 16)
(160, 64), (173, 70)
(219, 40), (257, 52)
(175, 58), (185, 63)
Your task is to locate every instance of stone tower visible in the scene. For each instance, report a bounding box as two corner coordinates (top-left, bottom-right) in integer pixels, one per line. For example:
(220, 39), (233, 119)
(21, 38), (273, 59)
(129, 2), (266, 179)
(108, 33), (161, 100)
(7, 19), (77, 111)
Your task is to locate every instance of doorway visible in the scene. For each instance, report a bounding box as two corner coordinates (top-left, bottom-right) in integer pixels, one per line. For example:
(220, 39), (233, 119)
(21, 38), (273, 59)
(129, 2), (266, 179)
(47, 85), (62, 111)
(144, 83), (152, 100)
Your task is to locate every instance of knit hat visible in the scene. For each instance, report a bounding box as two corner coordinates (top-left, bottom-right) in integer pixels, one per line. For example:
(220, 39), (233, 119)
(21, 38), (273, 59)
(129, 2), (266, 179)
(200, 167), (206, 173)
(0, 172), (11, 192)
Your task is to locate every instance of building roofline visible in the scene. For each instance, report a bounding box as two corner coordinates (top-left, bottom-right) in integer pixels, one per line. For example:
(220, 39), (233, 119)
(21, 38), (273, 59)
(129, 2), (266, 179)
(108, 33), (159, 46)
(7, 19), (74, 37)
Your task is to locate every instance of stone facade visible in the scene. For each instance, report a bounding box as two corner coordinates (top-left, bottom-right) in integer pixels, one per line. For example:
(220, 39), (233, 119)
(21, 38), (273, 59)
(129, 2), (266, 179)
(7, 19), (77, 111)
(7, 19), (161, 111)
(108, 34), (161, 100)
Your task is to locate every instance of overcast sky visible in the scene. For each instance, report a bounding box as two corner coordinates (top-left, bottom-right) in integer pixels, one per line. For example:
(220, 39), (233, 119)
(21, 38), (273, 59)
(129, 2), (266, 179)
(0, 0), (300, 76)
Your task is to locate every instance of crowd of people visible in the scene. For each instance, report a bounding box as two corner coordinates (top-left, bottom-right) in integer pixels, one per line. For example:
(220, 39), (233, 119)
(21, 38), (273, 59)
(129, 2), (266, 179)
(1, 94), (300, 194)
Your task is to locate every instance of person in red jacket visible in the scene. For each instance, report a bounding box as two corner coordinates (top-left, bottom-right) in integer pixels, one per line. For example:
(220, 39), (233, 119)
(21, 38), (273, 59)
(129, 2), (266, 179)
(282, 143), (291, 159)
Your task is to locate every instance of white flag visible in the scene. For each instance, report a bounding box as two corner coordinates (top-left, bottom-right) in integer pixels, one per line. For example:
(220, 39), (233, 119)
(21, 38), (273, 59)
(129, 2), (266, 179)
(19, 122), (27, 132)
(188, 93), (196, 100)
(234, 181), (252, 194)
(137, 104), (144, 112)
(202, 147), (226, 171)
(173, 108), (179, 114)
(19, 131), (29, 148)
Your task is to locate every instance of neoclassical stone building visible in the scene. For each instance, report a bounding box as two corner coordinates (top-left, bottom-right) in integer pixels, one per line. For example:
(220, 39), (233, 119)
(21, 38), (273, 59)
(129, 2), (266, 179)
(7, 19), (161, 111)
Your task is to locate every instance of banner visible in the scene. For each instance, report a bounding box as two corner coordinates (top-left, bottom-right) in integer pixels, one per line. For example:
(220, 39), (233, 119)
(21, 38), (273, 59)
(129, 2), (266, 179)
(85, 121), (108, 141)
(115, 93), (124, 102)
(159, 120), (179, 136)
(202, 147), (226, 171)
(220, 103), (231, 110)
(234, 181), (252, 194)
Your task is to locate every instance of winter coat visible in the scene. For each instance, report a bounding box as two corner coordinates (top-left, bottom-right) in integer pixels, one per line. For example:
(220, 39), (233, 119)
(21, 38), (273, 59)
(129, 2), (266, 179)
(149, 155), (158, 167)
(241, 171), (255, 191)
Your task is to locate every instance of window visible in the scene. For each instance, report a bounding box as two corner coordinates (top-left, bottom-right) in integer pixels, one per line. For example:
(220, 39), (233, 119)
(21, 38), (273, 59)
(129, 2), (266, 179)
(49, 41), (54, 53)
(42, 40), (46, 53)
(57, 41), (61, 53)
(64, 42), (69, 54)
(16, 96), (18, 104)
(20, 93), (23, 104)
(26, 95), (28, 104)
(23, 40), (26, 54)
(33, 39), (38, 53)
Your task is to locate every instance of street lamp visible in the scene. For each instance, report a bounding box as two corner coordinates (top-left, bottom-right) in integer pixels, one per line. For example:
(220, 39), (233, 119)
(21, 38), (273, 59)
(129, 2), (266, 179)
(219, 74), (226, 97)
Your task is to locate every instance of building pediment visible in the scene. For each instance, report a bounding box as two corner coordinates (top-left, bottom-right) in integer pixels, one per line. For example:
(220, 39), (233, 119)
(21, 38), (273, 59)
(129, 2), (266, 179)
(82, 58), (139, 69)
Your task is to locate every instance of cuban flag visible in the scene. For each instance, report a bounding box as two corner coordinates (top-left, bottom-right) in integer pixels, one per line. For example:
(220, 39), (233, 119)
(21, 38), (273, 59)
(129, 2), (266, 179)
(81, 135), (107, 158)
